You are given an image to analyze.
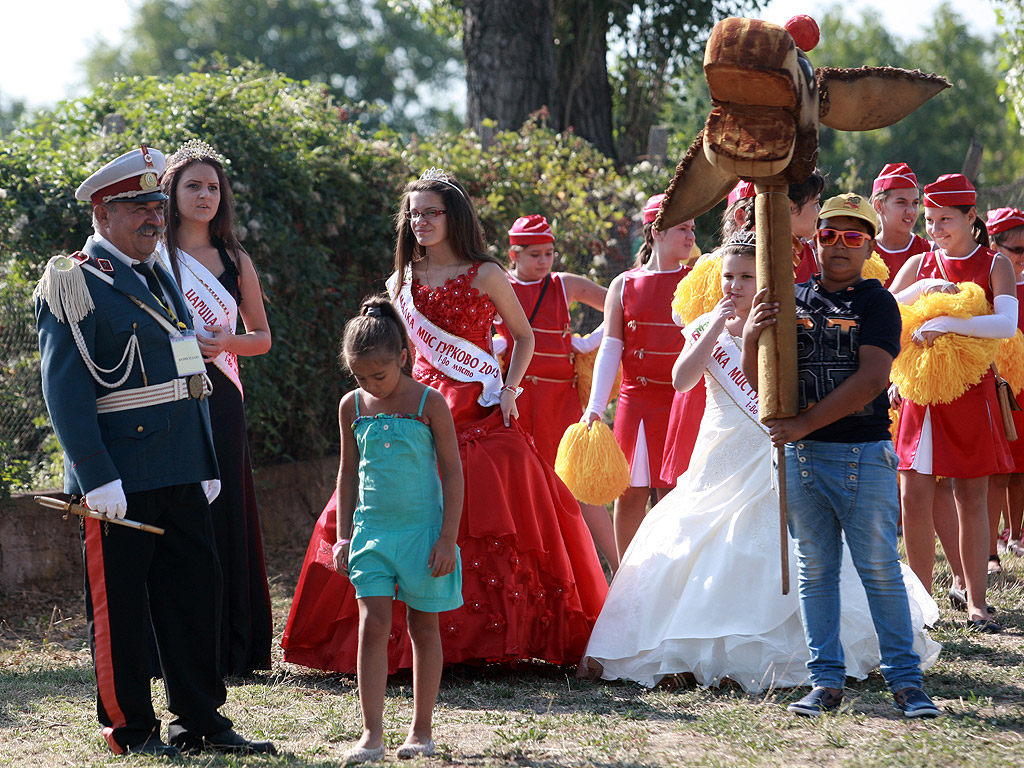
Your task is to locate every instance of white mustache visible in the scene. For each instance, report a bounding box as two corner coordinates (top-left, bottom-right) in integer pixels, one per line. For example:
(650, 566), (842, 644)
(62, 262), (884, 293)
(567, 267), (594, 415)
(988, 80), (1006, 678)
(136, 225), (165, 237)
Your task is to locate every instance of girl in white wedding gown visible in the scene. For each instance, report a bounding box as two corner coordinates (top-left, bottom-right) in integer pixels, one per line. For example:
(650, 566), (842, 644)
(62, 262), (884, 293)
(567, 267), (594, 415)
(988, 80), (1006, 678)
(581, 241), (940, 693)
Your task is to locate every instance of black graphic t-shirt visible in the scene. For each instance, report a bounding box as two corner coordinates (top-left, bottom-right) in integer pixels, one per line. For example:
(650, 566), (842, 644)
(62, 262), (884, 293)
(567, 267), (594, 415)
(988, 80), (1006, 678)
(794, 277), (901, 443)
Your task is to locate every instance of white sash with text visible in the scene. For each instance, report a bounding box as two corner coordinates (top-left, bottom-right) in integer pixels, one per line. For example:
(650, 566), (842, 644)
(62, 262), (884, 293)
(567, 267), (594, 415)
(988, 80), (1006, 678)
(687, 313), (766, 432)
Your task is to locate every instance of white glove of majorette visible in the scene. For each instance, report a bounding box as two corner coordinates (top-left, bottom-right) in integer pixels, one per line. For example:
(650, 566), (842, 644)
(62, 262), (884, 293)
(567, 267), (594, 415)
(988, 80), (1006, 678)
(84, 478), (127, 520)
(202, 479), (222, 504)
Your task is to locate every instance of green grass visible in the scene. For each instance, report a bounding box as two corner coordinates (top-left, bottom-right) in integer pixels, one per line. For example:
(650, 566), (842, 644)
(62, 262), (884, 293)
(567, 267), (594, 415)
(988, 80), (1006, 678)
(2, 544), (1023, 766)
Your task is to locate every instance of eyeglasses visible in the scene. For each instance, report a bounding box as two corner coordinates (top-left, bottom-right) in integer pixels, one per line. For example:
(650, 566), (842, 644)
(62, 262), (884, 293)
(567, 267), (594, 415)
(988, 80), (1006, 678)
(407, 208), (446, 221)
(816, 228), (871, 248)
(997, 244), (1024, 256)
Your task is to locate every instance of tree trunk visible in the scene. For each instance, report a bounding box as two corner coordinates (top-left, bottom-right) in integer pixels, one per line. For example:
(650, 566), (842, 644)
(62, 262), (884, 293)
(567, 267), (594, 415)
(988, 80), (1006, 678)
(463, 0), (558, 133)
(553, 0), (616, 160)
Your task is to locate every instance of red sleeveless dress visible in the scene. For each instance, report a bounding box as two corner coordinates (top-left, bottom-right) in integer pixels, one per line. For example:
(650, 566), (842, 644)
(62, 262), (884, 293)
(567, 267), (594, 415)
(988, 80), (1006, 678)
(874, 233), (931, 288)
(281, 264), (608, 673)
(495, 273), (579, 466)
(616, 266), (686, 489)
(895, 248), (1013, 477)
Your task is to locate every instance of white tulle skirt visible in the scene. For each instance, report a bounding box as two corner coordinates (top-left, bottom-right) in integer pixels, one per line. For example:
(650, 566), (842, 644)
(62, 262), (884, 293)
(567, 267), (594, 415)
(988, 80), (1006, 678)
(583, 375), (941, 692)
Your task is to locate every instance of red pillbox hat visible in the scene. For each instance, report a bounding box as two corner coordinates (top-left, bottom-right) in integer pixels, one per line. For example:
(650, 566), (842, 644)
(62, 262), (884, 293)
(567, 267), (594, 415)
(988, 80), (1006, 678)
(923, 173), (976, 208)
(643, 193), (666, 224)
(727, 181), (756, 206)
(986, 207), (1024, 236)
(872, 163), (918, 195)
(509, 214), (555, 245)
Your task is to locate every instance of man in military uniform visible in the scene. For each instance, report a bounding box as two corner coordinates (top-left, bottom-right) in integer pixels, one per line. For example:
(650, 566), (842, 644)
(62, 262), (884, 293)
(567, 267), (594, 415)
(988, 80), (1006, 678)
(35, 146), (276, 757)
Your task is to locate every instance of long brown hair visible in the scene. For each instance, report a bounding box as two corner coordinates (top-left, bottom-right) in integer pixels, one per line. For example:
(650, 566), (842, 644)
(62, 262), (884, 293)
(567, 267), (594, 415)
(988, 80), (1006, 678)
(392, 174), (500, 287)
(162, 156), (245, 288)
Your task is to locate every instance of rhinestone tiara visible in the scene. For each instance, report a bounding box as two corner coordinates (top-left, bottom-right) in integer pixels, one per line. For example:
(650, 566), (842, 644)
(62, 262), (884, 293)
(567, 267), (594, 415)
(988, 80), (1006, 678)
(724, 229), (757, 246)
(419, 166), (466, 197)
(167, 138), (225, 167)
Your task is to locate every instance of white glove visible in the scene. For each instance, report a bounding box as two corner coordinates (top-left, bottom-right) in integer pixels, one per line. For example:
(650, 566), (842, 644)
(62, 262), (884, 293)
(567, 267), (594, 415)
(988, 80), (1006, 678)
(202, 479), (221, 503)
(893, 278), (956, 305)
(583, 335), (624, 422)
(913, 295), (1019, 342)
(492, 334), (509, 356)
(84, 479), (127, 520)
(571, 323), (605, 354)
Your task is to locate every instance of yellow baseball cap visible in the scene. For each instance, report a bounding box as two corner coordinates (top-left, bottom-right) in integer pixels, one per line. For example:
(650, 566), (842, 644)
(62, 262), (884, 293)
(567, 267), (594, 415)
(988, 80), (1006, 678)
(818, 192), (879, 237)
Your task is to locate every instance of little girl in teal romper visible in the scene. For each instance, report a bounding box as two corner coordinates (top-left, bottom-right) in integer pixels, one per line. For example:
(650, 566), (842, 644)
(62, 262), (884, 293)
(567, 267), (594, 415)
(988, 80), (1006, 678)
(347, 387), (462, 610)
(332, 297), (464, 763)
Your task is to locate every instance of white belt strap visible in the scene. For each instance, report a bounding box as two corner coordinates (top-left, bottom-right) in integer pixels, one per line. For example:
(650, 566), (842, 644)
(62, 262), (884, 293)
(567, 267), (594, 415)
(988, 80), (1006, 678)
(96, 373), (212, 413)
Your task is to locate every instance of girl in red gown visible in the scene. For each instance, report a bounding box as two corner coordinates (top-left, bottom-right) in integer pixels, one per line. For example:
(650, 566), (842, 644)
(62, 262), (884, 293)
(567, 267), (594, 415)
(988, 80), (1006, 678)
(282, 170), (608, 673)
(889, 174), (1016, 633)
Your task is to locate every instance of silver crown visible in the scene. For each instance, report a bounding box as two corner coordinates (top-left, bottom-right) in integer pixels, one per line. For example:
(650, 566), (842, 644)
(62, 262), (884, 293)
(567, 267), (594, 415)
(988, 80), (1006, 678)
(167, 139), (225, 167)
(725, 229), (757, 246)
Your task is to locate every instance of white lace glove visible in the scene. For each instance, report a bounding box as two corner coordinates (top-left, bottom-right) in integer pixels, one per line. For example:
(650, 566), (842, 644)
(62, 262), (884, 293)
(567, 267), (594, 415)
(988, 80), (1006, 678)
(583, 335), (624, 423)
(913, 295), (1019, 343)
(84, 479), (127, 520)
(571, 322), (605, 354)
(202, 479), (221, 503)
(893, 278), (956, 304)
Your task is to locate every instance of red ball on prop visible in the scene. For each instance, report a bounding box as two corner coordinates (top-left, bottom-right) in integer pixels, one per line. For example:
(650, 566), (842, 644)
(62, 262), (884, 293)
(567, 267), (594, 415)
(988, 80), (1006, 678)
(785, 14), (819, 52)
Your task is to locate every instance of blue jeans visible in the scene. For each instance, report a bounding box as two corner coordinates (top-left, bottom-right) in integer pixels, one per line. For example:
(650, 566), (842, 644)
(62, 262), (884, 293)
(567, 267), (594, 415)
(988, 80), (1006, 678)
(786, 439), (923, 692)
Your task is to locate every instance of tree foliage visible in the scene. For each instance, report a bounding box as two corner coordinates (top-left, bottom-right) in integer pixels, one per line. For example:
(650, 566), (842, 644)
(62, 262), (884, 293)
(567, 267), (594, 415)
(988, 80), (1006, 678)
(996, 0), (1024, 136)
(0, 64), (686, 475)
(82, 0), (461, 131)
(810, 3), (1020, 198)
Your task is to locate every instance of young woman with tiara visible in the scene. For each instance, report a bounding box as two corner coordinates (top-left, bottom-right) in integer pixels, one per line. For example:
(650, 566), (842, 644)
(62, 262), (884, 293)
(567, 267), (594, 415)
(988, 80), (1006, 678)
(160, 140), (274, 676)
(585, 193), (695, 558)
(580, 236), (939, 691)
(282, 169), (608, 673)
(890, 174), (1017, 633)
(494, 214), (617, 570)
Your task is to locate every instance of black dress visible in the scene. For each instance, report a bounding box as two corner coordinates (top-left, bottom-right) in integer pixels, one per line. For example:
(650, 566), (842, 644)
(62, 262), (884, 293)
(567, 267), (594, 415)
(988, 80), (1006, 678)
(206, 246), (273, 675)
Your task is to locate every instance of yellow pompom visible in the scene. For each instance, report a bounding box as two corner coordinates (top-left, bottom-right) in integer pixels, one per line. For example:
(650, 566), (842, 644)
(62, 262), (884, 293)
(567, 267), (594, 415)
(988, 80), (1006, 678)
(573, 343), (622, 411)
(555, 421), (631, 505)
(996, 330), (1024, 395)
(891, 282), (999, 404)
(862, 252), (890, 284)
(672, 253), (723, 326)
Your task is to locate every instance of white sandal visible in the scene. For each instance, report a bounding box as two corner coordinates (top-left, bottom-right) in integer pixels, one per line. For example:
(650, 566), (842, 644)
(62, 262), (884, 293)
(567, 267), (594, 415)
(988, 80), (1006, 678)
(396, 739), (435, 759)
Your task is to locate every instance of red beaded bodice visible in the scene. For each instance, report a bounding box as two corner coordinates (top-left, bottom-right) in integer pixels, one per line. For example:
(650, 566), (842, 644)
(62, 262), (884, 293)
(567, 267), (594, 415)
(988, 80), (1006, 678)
(411, 261), (496, 347)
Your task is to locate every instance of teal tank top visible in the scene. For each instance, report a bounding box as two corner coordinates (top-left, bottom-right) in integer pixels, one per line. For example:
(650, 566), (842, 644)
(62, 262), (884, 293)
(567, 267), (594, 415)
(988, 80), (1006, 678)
(353, 387), (442, 530)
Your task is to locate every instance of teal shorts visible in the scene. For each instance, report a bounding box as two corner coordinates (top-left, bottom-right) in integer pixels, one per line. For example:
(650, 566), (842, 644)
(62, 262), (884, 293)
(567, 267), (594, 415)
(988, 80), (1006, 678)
(348, 524), (463, 612)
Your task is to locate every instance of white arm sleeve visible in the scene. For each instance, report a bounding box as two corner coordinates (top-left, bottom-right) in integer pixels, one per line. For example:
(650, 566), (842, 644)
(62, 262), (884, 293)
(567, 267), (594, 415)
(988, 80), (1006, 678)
(492, 334), (509, 357)
(571, 322), (604, 354)
(893, 278), (955, 305)
(583, 336), (623, 420)
(913, 295), (1019, 341)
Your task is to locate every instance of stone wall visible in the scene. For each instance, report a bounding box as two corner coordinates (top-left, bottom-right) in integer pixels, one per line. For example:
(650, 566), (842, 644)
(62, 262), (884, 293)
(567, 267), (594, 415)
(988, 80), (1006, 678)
(0, 457), (336, 596)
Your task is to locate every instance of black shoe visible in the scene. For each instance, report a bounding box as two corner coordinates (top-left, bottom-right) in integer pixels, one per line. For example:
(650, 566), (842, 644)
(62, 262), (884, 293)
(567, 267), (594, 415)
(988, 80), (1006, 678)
(126, 735), (181, 757)
(169, 727), (277, 755)
(966, 617), (1003, 634)
(948, 587), (996, 615)
(786, 686), (843, 717)
(892, 686), (942, 718)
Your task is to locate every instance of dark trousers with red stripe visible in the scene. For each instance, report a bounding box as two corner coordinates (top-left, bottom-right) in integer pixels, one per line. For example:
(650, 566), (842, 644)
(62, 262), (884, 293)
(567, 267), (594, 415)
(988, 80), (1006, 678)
(82, 482), (232, 751)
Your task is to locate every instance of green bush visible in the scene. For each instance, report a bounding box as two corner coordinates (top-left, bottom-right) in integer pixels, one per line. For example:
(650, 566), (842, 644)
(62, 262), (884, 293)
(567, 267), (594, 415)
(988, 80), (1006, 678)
(0, 62), (718, 476)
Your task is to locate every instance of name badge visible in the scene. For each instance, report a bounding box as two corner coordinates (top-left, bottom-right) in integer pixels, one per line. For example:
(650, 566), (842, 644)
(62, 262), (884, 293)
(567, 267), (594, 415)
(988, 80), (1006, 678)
(171, 332), (205, 377)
